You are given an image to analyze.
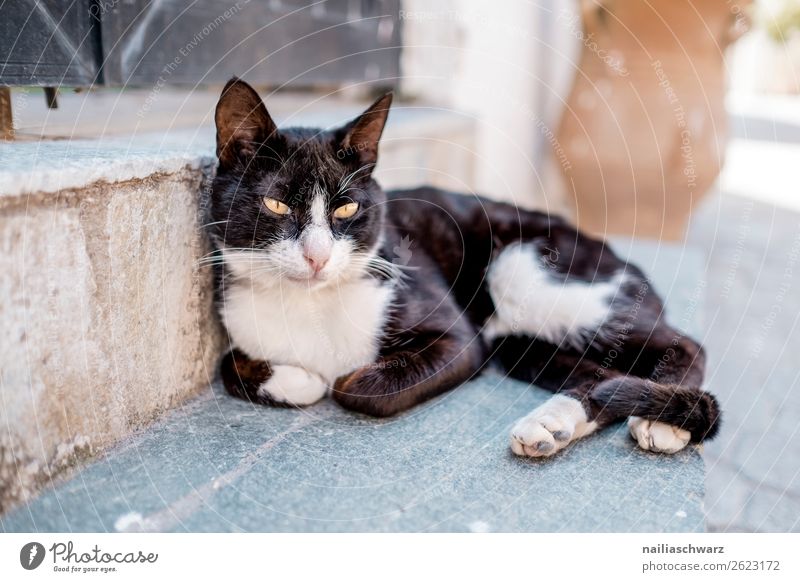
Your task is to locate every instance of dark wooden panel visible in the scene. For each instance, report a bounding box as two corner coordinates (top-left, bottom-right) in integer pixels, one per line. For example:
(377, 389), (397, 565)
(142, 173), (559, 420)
(0, 0), (99, 86)
(100, 0), (402, 88)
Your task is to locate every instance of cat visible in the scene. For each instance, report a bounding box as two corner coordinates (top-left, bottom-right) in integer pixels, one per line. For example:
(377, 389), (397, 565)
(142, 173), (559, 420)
(207, 78), (721, 458)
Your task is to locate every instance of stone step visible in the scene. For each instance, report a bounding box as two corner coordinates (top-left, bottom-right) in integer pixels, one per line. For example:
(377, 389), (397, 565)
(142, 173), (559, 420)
(1, 242), (708, 532)
(0, 100), (477, 514)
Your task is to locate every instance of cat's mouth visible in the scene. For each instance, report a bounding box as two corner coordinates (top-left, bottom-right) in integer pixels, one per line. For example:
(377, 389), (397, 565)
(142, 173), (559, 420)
(285, 272), (330, 286)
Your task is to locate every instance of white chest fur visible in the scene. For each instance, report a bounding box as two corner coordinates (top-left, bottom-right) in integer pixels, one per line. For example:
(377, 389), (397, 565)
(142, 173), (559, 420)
(221, 277), (394, 383)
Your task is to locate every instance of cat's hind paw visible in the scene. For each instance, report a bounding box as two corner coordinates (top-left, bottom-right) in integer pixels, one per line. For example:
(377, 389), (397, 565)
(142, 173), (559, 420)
(510, 394), (597, 458)
(258, 365), (327, 406)
(628, 416), (691, 454)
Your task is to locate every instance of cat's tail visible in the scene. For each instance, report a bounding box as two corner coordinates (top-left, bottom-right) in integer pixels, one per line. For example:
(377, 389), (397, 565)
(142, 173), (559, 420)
(591, 377), (721, 443)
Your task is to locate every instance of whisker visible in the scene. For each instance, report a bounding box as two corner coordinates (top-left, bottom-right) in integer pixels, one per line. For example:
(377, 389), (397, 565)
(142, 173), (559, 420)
(346, 254), (415, 286)
(337, 163), (375, 194)
(194, 253), (274, 267)
(349, 256), (419, 272)
(196, 247), (262, 258)
(201, 220), (229, 229)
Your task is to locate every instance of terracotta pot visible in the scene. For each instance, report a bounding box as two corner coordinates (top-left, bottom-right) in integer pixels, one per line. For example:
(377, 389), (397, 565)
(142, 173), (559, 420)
(555, 0), (750, 240)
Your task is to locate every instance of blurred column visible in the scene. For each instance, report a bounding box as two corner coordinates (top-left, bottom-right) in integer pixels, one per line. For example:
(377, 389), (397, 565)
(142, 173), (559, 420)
(402, 0), (576, 211)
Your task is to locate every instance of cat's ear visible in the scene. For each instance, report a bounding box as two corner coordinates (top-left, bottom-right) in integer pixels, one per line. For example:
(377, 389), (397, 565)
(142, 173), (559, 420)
(215, 77), (278, 168)
(338, 92), (393, 167)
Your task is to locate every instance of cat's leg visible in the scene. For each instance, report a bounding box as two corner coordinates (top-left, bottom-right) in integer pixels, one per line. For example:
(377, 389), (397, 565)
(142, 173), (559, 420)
(484, 237), (720, 457)
(509, 387), (601, 458)
(509, 378), (704, 457)
(626, 416), (691, 454)
(593, 376), (716, 454)
(332, 327), (485, 417)
(499, 343), (618, 458)
(221, 349), (327, 407)
(331, 264), (487, 417)
(496, 327), (720, 457)
(483, 239), (625, 456)
(502, 353), (695, 458)
(593, 326), (720, 452)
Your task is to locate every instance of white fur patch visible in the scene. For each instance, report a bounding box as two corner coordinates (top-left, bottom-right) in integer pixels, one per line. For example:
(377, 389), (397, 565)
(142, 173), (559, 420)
(628, 416), (691, 454)
(258, 365), (328, 406)
(484, 242), (627, 348)
(309, 188), (327, 225)
(222, 274), (394, 384)
(510, 394), (598, 458)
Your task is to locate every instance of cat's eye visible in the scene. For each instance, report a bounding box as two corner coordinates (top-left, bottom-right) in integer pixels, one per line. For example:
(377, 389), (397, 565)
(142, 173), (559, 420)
(263, 197), (291, 216)
(333, 202), (359, 219)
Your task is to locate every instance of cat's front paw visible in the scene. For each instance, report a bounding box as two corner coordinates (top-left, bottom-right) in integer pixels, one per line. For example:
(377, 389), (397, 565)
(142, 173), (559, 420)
(628, 417), (691, 453)
(258, 365), (327, 406)
(510, 395), (597, 458)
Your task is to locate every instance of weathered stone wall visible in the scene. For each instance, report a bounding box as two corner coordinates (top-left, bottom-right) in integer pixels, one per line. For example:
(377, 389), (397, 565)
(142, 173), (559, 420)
(0, 167), (223, 512)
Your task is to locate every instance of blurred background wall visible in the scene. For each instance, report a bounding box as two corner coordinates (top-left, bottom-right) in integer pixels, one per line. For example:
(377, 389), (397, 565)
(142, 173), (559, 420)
(399, 0), (800, 241)
(10, 0), (797, 242)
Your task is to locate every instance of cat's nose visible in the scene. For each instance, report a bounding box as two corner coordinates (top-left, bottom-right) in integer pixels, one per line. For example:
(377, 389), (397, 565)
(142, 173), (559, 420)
(302, 227), (332, 274)
(302, 241), (331, 273)
(303, 251), (329, 274)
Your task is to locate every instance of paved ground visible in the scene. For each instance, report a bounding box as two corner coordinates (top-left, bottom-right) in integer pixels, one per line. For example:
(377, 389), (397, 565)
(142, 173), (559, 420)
(1, 244), (707, 533)
(689, 192), (800, 532)
(0, 377), (706, 533)
(681, 100), (800, 532)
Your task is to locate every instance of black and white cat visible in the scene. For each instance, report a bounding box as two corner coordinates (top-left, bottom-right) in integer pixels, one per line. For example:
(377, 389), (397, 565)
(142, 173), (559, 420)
(208, 78), (720, 458)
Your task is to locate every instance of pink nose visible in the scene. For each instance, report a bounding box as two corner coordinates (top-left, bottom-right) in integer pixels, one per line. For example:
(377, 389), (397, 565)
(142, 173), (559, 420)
(303, 253), (329, 274)
(302, 229), (332, 274)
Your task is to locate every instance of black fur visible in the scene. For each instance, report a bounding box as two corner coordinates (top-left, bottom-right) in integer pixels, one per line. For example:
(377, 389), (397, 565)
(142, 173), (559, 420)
(221, 349), (293, 408)
(210, 78), (721, 443)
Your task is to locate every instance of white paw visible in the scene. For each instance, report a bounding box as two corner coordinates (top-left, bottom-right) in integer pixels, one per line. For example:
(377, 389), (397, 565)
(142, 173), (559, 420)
(510, 395), (597, 458)
(258, 365), (327, 406)
(628, 416), (691, 453)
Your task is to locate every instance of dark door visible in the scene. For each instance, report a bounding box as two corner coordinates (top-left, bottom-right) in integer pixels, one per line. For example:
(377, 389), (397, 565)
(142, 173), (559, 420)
(0, 0), (402, 88)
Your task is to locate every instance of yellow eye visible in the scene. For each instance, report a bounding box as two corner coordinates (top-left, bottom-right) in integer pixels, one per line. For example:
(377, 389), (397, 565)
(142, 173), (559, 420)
(333, 202), (359, 219)
(264, 197), (291, 215)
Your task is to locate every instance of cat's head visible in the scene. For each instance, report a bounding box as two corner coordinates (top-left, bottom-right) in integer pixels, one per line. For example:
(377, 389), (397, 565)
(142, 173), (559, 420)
(210, 78), (392, 289)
